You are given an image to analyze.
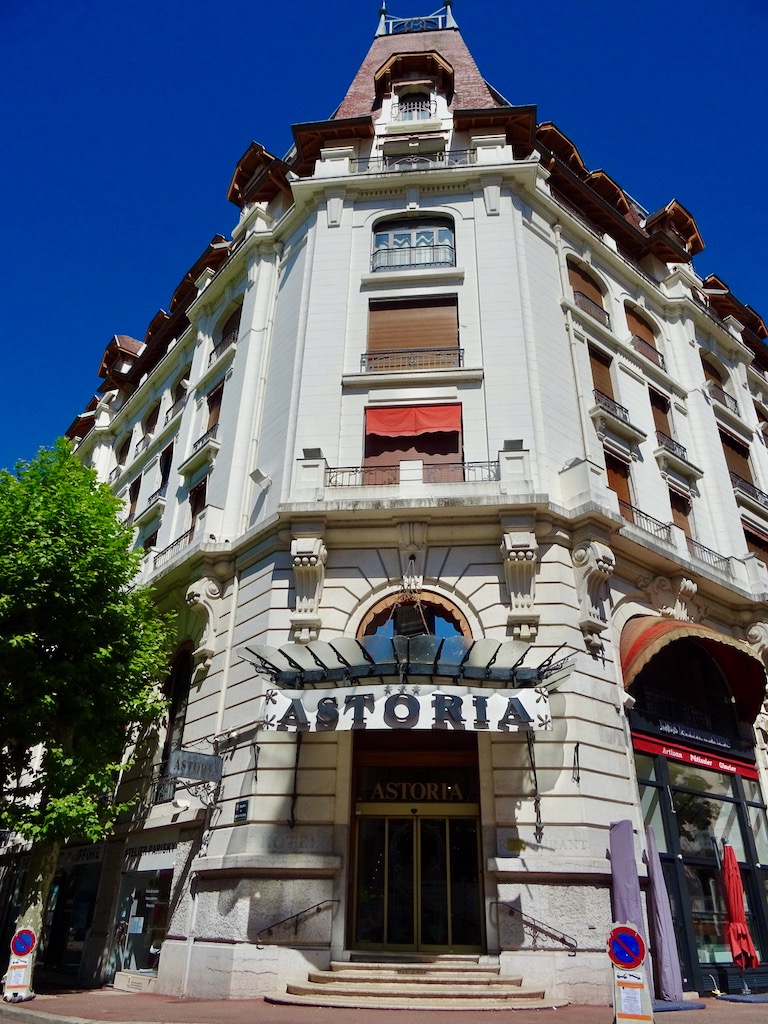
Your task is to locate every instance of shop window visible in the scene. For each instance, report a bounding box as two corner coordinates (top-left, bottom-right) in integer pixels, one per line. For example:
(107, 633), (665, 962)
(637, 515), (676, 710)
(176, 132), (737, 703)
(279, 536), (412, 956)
(568, 259), (609, 327)
(360, 593), (469, 639)
(363, 404), (462, 483)
(719, 429), (752, 485)
(366, 295), (459, 370)
(372, 218), (455, 272)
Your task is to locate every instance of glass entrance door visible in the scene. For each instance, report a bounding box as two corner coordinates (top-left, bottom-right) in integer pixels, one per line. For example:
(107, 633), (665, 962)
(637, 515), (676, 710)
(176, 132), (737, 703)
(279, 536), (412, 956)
(354, 813), (482, 951)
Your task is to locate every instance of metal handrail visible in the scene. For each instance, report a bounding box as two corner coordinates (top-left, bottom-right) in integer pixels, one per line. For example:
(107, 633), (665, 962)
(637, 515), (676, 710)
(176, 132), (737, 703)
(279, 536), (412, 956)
(574, 291), (610, 328)
(707, 381), (739, 415)
(154, 527), (194, 569)
(255, 899), (339, 947)
(730, 472), (768, 509)
(686, 537), (732, 575)
(618, 499), (672, 542)
(371, 243), (455, 272)
(656, 430), (688, 461)
(165, 395), (186, 425)
(192, 423), (219, 453)
(208, 328), (238, 367)
(135, 435), (151, 457)
(146, 483), (168, 508)
(491, 901), (579, 954)
(632, 335), (666, 371)
(361, 347), (463, 372)
(391, 98), (437, 122)
(593, 389), (630, 424)
(325, 461), (500, 486)
(109, 466), (122, 483)
(425, 461), (501, 483)
(351, 150), (475, 174)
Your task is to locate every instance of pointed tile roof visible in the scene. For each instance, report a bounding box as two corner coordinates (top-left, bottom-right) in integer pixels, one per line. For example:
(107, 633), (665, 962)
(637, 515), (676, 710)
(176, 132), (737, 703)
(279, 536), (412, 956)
(335, 28), (500, 120)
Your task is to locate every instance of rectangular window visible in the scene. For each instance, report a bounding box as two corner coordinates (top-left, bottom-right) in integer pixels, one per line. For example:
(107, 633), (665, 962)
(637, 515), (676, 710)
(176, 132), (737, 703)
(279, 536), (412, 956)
(589, 345), (614, 400)
(368, 297), (459, 356)
(719, 429), (752, 483)
(127, 477), (141, 521)
(744, 524), (768, 565)
(670, 489), (692, 538)
(159, 444), (173, 487)
(605, 451), (632, 520)
(363, 404), (462, 483)
(650, 389), (672, 436)
(207, 383), (224, 431)
(189, 478), (207, 529)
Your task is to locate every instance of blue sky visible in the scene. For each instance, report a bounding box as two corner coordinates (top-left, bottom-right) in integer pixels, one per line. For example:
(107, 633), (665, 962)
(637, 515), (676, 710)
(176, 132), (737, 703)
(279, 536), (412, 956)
(2, 0), (766, 472)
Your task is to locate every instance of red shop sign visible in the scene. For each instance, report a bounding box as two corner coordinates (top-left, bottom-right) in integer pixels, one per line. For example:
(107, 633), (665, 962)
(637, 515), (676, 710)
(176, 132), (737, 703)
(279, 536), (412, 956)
(632, 733), (758, 780)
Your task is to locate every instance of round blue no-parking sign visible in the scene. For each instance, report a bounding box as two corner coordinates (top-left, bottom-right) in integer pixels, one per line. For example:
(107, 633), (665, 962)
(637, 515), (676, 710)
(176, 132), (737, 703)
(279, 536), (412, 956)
(10, 929), (36, 957)
(607, 925), (645, 969)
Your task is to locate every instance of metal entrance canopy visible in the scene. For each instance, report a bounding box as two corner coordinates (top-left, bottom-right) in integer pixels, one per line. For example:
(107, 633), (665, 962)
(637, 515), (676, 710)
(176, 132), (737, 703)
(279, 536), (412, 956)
(238, 635), (572, 690)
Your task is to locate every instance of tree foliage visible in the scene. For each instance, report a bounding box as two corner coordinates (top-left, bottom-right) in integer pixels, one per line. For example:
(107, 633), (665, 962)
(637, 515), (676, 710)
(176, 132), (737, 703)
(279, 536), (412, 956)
(0, 440), (173, 843)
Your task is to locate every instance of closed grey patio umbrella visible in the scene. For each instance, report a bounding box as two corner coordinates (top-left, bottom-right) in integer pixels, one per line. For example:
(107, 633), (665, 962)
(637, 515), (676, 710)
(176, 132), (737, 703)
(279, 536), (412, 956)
(646, 824), (684, 1001)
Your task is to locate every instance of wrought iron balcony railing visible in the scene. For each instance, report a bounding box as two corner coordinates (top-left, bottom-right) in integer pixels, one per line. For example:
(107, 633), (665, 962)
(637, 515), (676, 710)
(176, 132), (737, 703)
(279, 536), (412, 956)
(154, 527), (195, 569)
(135, 435), (151, 457)
(632, 335), (666, 371)
(686, 537), (732, 575)
(208, 328), (239, 367)
(325, 460), (500, 487)
(371, 243), (456, 272)
(361, 347), (463, 372)
(593, 389), (630, 424)
(707, 381), (739, 415)
(391, 98), (437, 122)
(109, 466), (122, 483)
(145, 483), (168, 509)
(574, 291), (611, 328)
(164, 395), (186, 425)
(655, 430), (688, 461)
(192, 423), (219, 453)
(730, 472), (768, 509)
(351, 150), (475, 174)
(618, 499), (672, 542)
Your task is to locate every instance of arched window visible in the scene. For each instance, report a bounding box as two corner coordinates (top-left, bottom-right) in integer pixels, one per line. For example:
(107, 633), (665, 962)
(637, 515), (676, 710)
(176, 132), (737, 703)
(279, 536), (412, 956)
(626, 305), (664, 370)
(210, 305), (241, 366)
(702, 356), (738, 414)
(567, 259), (610, 328)
(372, 217), (455, 272)
(393, 90), (434, 122)
(116, 434), (131, 467)
(359, 593), (469, 639)
(166, 366), (191, 425)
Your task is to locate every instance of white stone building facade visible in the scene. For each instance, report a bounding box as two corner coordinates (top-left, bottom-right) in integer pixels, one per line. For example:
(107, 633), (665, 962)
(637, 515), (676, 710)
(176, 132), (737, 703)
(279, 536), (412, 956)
(4, 4), (768, 1005)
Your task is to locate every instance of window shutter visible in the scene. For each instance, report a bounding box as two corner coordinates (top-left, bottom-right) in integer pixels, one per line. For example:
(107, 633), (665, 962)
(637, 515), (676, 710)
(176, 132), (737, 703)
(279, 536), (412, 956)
(368, 297), (458, 353)
(669, 490), (692, 538)
(720, 430), (752, 483)
(649, 390), (672, 436)
(702, 358), (723, 386)
(626, 307), (655, 347)
(568, 262), (603, 308)
(207, 383), (224, 430)
(605, 452), (631, 508)
(589, 346), (614, 399)
(744, 525), (768, 565)
(221, 306), (242, 342)
(159, 444), (173, 485)
(144, 403), (160, 435)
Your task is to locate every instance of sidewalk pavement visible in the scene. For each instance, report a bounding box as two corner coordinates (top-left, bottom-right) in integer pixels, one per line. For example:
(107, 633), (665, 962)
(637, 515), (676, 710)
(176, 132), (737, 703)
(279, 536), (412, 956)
(1, 989), (768, 1024)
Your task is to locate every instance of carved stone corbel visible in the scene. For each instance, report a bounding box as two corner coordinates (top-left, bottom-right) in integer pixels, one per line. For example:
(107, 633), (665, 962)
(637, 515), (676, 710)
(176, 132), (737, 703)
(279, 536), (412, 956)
(637, 574), (706, 622)
(500, 529), (539, 641)
(185, 577), (223, 683)
(397, 521), (428, 590)
(745, 622), (768, 724)
(572, 539), (615, 653)
(289, 526), (328, 643)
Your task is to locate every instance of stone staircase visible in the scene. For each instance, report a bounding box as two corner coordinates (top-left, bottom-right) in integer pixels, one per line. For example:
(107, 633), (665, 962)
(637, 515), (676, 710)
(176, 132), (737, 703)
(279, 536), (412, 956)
(266, 955), (564, 1010)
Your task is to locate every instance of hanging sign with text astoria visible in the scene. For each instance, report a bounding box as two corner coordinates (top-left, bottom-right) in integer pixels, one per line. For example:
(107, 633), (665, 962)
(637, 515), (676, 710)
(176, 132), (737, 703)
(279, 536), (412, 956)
(262, 684), (551, 733)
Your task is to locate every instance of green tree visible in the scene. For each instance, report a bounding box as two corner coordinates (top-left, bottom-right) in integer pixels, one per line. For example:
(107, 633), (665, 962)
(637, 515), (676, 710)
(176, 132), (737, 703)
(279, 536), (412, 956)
(0, 440), (173, 995)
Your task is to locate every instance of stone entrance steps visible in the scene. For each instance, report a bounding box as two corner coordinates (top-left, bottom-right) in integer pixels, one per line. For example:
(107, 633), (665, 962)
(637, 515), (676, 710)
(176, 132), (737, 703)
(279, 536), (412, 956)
(266, 956), (564, 1010)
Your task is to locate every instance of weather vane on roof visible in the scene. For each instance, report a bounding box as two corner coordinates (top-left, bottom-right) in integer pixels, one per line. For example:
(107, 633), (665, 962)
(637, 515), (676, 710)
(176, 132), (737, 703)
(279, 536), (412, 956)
(376, 1), (457, 36)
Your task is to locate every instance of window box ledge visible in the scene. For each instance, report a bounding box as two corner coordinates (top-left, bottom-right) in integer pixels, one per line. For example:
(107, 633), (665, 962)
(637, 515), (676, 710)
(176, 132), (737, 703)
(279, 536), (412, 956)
(134, 485), (168, 528)
(731, 473), (768, 518)
(342, 366), (483, 390)
(652, 440), (703, 485)
(179, 427), (220, 478)
(589, 394), (646, 447)
(361, 266), (465, 287)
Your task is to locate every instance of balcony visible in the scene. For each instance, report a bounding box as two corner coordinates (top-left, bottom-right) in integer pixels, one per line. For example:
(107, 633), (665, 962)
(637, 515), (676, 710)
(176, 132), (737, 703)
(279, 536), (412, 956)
(371, 243), (455, 273)
(154, 527), (194, 570)
(351, 150), (475, 174)
(617, 500), (672, 543)
(589, 390), (646, 449)
(134, 483), (168, 528)
(164, 395), (186, 425)
(686, 537), (732, 576)
(653, 431), (703, 484)
(178, 424), (221, 478)
(109, 466), (123, 484)
(361, 348), (463, 373)
(208, 328), (238, 367)
(730, 472), (768, 514)
(574, 291), (611, 329)
(391, 98), (437, 122)
(135, 435), (151, 458)
(326, 460), (501, 488)
(706, 381), (739, 415)
(632, 336), (666, 371)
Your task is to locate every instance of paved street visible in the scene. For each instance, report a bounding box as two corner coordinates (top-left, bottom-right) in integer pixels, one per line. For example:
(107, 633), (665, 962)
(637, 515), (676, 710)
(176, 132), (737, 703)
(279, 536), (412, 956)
(1, 988), (768, 1024)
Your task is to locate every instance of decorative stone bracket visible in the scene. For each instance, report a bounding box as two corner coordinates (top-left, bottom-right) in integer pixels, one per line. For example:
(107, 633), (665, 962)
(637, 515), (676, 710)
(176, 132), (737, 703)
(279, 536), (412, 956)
(637, 574), (706, 623)
(290, 527), (328, 643)
(745, 621), (768, 721)
(185, 577), (224, 683)
(500, 528), (539, 641)
(572, 539), (615, 653)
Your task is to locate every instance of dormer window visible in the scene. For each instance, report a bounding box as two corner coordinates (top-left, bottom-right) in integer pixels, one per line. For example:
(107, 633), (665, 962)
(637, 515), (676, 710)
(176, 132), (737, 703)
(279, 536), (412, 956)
(392, 88), (435, 123)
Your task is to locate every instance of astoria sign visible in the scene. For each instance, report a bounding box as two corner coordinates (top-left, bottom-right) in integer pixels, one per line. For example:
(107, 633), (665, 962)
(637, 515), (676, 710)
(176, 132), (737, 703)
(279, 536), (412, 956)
(262, 684), (551, 733)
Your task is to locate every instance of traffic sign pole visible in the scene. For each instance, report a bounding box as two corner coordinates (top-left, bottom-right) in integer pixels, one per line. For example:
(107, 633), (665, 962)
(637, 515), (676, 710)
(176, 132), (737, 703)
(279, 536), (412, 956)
(606, 922), (653, 1023)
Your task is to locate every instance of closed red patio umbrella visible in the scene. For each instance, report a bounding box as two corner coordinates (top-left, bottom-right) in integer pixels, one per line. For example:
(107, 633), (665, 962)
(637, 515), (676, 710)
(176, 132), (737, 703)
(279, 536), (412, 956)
(721, 843), (759, 971)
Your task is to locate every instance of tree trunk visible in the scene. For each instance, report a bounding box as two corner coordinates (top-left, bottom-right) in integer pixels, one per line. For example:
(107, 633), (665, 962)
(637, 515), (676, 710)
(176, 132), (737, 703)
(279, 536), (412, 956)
(4, 837), (61, 998)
